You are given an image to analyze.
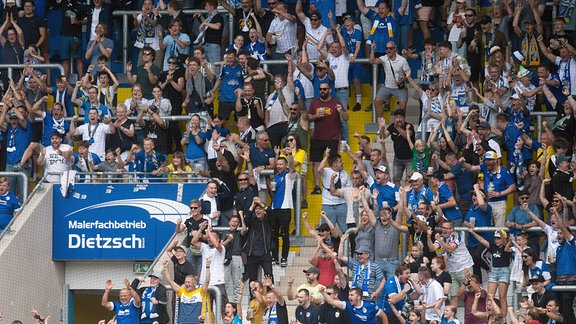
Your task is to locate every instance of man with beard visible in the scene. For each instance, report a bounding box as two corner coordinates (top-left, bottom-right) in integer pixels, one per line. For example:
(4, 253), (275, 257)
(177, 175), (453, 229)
(309, 82), (349, 196)
(295, 289), (320, 324)
(37, 131), (72, 183)
(382, 109), (415, 186)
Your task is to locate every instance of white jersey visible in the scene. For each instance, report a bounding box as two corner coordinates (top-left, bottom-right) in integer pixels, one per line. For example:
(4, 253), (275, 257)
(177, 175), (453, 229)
(199, 243), (226, 286)
(44, 144), (72, 183)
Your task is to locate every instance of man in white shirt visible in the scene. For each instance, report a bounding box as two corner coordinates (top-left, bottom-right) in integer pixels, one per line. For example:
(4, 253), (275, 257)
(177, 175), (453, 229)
(416, 267), (444, 322)
(296, 0), (333, 60)
(69, 107), (115, 160)
(37, 131), (72, 183)
(265, 2), (297, 75)
(369, 41), (409, 118)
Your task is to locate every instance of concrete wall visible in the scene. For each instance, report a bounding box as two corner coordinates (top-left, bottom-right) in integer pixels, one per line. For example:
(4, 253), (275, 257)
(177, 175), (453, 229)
(0, 185), (65, 323)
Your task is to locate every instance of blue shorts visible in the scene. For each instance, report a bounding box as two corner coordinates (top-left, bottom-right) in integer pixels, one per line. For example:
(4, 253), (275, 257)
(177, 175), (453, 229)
(489, 266), (511, 283)
(59, 36), (83, 60)
(349, 63), (362, 80)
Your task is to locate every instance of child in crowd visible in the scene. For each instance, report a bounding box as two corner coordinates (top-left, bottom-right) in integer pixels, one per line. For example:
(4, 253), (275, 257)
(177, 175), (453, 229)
(390, 303), (424, 324)
(408, 136), (430, 175)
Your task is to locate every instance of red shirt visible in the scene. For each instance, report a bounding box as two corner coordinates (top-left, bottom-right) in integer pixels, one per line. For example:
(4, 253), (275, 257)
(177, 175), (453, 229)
(308, 97), (342, 141)
(316, 257), (337, 287)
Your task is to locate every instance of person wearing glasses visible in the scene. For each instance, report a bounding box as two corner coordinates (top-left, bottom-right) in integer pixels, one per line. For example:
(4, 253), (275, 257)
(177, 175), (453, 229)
(369, 41), (410, 118)
(426, 220), (474, 307)
(337, 245), (385, 302)
(295, 0), (332, 61)
(126, 46), (161, 100)
(177, 199), (210, 271)
(296, 53), (335, 98)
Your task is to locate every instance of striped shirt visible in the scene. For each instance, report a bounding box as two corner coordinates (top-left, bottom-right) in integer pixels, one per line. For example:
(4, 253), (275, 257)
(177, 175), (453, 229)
(268, 16), (297, 53)
(304, 18), (333, 60)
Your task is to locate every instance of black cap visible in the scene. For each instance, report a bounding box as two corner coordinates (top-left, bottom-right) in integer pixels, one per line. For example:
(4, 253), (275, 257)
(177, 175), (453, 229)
(529, 275), (544, 283)
(480, 15), (492, 24)
(316, 223), (330, 232)
(50, 131), (62, 138)
(431, 170), (444, 181)
(393, 108), (406, 116)
(477, 121), (491, 129)
(518, 189), (530, 197)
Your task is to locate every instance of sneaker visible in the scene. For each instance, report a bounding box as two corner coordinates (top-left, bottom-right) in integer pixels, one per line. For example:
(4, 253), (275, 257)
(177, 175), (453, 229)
(364, 103), (373, 112)
(13, 164), (23, 172)
(280, 258), (288, 267)
(301, 200), (308, 209)
(272, 258), (279, 266)
(311, 186), (322, 195)
(352, 102), (361, 111)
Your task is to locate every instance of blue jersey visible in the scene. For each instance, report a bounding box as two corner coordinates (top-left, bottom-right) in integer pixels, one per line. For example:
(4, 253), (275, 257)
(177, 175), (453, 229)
(0, 191), (20, 230)
(345, 300), (381, 324)
(6, 119), (33, 164)
(557, 236), (576, 276)
(480, 164), (515, 202)
(134, 150), (167, 180)
(464, 204), (493, 248)
(113, 299), (140, 324)
(449, 162), (474, 200)
(365, 10), (402, 53)
(81, 101), (110, 123)
(312, 74), (335, 98)
(380, 276), (412, 314)
(183, 131), (207, 160)
(41, 112), (71, 147)
(340, 27), (363, 57)
(368, 177), (399, 211)
(437, 182), (461, 221)
(272, 171), (296, 209)
(219, 63), (244, 102)
(406, 186), (434, 216)
(50, 86), (75, 117)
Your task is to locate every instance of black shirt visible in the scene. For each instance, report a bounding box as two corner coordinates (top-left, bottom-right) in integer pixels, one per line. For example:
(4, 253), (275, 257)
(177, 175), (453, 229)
(171, 255), (197, 284)
(204, 13), (224, 45)
(387, 122), (415, 160)
(319, 302), (350, 324)
(159, 69), (186, 115)
(142, 121), (169, 154)
(296, 303), (320, 324)
(530, 289), (555, 324)
(234, 183), (258, 216)
(18, 14), (46, 47)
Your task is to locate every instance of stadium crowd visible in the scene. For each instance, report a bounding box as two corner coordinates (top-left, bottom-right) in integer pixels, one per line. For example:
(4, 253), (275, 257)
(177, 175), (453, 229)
(1, 0), (576, 323)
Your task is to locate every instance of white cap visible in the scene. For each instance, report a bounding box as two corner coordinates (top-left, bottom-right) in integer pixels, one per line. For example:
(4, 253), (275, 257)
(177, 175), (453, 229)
(409, 172), (423, 182)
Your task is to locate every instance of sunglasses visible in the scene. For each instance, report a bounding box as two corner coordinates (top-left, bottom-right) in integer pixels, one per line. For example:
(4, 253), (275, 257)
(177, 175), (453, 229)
(190, 206), (199, 210)
(288, 138), (295, 142)
(168, 61), (177, 64)
(310, 18), (319, 21)
(238, 178), (249, 182)
(143, 52), (152, 56)
(319, 88), (330, 91)
(520, 196), (529, 200)
(267, 1), (277, 4)
(464, 14), (475, 17)
(386, 47), (396, 50)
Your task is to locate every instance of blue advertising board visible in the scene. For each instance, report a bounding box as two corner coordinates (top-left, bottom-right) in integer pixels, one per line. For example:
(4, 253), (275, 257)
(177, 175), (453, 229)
(53, 183), (205, 260)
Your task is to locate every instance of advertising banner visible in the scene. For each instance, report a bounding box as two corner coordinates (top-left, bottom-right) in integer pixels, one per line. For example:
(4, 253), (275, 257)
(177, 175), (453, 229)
(53, 183), (205, 260)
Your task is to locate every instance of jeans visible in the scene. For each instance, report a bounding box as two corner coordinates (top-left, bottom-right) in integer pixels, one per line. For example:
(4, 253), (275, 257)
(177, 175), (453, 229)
(269, 208), (292, 260)
(204, 43), (221, 75)
(375, 259), (399, 280)
(397, 24), (412, 52)
(186, 157), (207, 172)
(224, 255), (244, 302)
(334, 88), (350, 141)
(392, 157), (412, 184)
(322, 203), (348, 234)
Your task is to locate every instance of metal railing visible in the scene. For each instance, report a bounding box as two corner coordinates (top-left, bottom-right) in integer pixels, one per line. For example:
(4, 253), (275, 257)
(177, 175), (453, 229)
(0, 63), (65, 80)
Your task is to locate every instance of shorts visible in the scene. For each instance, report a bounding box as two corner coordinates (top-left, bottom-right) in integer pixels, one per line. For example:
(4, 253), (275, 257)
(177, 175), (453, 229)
(218, 101), (236, 120)
(449, 267), (472, 297)
(59, 36), (83, 60)
(489, 266), (511, 283)
(376, 86), (408, 103)
(349, 63), (362, 80)
(309, 139), (338, 162)
(416, 7), (432, 21)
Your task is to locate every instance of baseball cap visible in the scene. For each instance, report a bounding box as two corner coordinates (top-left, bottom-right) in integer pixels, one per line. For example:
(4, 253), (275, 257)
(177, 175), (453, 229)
(375, 165), (388, 173)
(409, 172), (423, 182)
(484, 151), (498, 160)
(517, 69), (532, 79)
(556, 155), (571, 164)
(489, 46), (502, 55)
(173, 245), (187, 254)
(529, 275), (544, 283)
(303, 267), (320, 275)
(355, 246), (371, 254)
(494, 230), (507, 239)
(149, 272), (164, 280)
(393, 108), (406, 116)
(512, 51), (525, 63)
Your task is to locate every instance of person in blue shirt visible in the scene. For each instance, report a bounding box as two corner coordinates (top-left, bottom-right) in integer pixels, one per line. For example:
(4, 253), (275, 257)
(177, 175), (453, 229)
(554, 210), (576, 323)
(212, 49), (244, 122)
(126, 138), (168, 182)
(379, 265), (419, 323)
(0, 176), (21, 231)
(462, 184), (493, 281)
(357, 0), (408, 55)
(101, 278), (142, 324)
(493, 112), (531, 165)
(460, 150), (516, 227)
(319, 285), (388, 324)
(429, 170), (462, 226)
(405, 172), (434, 218)
(339, 15), (364, 112)
(506, 190), (541, 251)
